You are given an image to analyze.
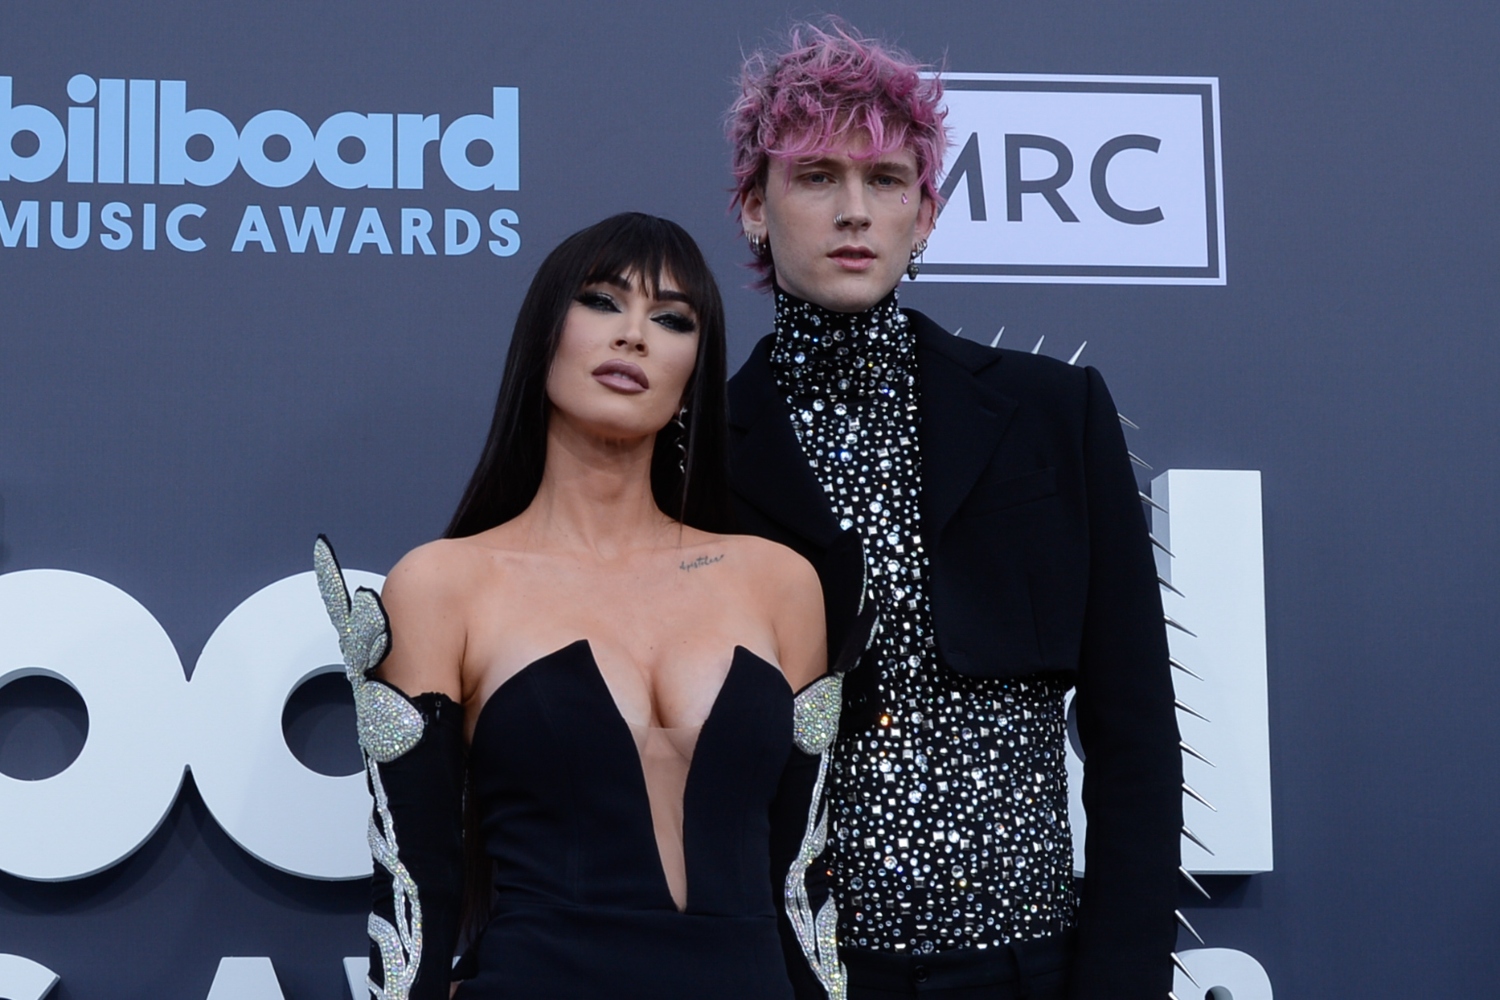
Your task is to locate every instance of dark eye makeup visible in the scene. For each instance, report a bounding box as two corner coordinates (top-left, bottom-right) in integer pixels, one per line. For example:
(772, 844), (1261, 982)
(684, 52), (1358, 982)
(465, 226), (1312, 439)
(575, 288), (697, 334)
(652, 311), (697, 334)
(576, 290), (620, 312)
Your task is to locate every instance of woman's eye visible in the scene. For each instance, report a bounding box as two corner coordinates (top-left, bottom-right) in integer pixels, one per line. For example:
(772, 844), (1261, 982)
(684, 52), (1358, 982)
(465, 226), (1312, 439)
(654, 311), (698, 334)
(577, 290), (619, 312)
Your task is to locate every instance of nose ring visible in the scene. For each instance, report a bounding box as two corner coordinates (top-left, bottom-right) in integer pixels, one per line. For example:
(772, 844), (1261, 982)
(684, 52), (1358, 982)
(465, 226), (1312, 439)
(835, 213), (847, 227)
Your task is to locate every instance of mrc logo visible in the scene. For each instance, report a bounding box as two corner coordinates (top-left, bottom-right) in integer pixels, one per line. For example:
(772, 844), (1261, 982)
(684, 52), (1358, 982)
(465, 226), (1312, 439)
(916, 75), (1226, 285)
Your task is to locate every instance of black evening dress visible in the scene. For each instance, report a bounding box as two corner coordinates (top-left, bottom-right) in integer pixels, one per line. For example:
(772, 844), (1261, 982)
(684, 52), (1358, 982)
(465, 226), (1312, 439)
(459, 639), (797, 997)
(313, 537), (859, 1000)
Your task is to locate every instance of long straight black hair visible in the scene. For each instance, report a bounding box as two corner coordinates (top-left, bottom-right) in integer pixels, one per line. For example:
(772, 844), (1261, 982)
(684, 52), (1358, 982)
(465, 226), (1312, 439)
(445, 212), (734, 539)
(448, 213), (734, 941)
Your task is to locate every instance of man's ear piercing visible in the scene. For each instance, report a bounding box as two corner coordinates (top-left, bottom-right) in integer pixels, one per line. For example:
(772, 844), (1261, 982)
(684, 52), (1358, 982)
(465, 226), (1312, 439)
(907, 239), (928, 280)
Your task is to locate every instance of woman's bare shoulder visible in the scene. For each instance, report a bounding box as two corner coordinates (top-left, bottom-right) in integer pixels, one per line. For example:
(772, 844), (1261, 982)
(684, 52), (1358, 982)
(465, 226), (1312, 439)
(719, 533), (818, 588)
(715, 535), (826, 687)
(383, 534), (525, 619)
(377, 535), (526, 699)
(385, 537), (478, 596)
(684, 533), (823, 624)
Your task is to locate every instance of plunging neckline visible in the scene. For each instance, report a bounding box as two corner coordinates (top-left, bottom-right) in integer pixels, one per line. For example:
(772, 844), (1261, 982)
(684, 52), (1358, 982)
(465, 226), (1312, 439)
(472, 639), (786, 913)
(474, 638), (783, 735)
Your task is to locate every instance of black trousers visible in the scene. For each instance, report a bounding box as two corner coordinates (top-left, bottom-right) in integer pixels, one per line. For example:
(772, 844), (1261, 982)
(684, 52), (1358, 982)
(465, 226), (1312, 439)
(842, 931), (1073, 1000)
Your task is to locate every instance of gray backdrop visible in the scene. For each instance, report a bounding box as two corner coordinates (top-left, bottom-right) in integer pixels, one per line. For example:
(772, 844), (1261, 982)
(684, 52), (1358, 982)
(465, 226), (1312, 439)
(1, 2), (1497, 997)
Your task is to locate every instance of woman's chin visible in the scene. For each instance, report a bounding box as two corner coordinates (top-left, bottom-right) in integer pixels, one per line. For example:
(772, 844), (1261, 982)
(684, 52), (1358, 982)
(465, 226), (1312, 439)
(552, 412), (671, 449)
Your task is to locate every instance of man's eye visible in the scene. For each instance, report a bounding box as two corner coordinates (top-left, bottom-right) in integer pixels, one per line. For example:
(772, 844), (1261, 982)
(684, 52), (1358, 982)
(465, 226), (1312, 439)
(804, 172), (831, 184)
(655, 311), (698, 334)
(874, 175), (900, 187)
(576, 291), (619, 312)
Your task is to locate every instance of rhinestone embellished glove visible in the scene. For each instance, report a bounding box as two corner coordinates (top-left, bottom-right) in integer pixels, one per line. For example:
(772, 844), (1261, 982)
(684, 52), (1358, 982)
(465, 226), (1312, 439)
(315, 536), (465, 1000)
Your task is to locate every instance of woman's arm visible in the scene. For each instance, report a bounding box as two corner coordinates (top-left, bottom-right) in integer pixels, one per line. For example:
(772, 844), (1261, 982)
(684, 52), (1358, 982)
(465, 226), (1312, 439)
(376, 540), (469, 702)
(314, 538), (468, 1000)
(762, 543), (828, 690)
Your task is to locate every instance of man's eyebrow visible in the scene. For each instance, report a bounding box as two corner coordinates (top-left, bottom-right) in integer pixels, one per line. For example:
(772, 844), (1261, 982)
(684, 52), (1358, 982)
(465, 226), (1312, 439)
(790, 155), (915, 176)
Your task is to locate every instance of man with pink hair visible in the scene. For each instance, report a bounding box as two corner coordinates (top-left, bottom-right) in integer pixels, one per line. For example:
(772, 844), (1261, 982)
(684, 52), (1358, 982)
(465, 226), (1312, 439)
(725, 21), (1183, 1000)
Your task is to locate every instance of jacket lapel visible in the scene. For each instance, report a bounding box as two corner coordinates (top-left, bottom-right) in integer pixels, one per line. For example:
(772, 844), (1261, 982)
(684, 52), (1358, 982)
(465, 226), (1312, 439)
(729, 316), (1019, 549)
(910, 311), (1019, 541)
(727, 338), (842, 548)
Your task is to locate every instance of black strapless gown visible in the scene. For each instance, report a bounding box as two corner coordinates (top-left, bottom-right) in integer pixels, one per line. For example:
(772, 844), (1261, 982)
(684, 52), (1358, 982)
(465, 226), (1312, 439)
(315, 535), (851, 1000)
(456, 639), (798, 999)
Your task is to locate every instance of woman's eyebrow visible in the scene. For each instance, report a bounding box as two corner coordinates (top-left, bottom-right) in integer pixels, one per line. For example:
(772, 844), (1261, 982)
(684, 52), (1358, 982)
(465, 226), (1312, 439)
(592, 274), (633, 291)
(655, 290), (693, 306)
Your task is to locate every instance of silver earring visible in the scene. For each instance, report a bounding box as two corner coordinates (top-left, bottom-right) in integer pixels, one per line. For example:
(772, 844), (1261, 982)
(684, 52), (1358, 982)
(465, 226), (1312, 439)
(907, 238), (927, 280)
(673, 405), (689, 474)
(746, 232), (766, 257)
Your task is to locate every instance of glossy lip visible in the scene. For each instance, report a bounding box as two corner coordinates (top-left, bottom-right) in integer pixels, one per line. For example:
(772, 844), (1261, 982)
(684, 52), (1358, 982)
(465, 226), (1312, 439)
(829, 244), (877, 272)
(592, 359), (649, 393)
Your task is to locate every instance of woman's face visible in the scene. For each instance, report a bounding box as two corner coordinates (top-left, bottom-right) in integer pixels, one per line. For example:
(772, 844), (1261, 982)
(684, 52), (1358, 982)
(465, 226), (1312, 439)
(546, 271), (701, 443)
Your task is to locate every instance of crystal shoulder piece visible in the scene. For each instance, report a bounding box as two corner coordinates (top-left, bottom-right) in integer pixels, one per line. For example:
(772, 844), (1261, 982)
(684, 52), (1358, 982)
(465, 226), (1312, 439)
(314, 536), (425, 763)
(793, 675), (842, 756)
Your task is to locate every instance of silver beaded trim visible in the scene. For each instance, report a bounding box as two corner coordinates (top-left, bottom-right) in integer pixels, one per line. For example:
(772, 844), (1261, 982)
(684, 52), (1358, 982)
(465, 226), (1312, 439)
(365, 761), (423, 1000)
(314, 537), (427, 1000)
(787, 674), (848, 1000)
(315, 538), (424, 762)
(793, 675), (843, 757)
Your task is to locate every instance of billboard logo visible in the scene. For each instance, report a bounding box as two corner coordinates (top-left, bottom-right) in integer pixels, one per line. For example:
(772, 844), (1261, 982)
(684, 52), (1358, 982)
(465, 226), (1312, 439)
(0, 76), (517, 191)
(917, 75), (1225, 285)
(0, 75), (522, 257)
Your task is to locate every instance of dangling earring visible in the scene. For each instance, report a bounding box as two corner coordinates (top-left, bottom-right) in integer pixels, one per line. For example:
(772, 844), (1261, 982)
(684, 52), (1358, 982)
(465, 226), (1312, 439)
(907, 238), (928, 280)
(673, 404), (689, 474)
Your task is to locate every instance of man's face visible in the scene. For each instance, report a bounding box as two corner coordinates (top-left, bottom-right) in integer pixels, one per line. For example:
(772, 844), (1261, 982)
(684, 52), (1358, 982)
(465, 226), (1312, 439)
(742, 136), (936, 313)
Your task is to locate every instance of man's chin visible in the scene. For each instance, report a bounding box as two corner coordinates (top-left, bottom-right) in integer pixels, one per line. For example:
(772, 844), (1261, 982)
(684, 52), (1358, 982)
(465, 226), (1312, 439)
(800, 272), (896, 314)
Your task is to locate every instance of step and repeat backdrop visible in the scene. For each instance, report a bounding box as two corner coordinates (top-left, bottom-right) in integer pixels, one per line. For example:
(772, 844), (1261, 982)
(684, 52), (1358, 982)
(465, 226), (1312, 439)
(2, 3), (1497, 998)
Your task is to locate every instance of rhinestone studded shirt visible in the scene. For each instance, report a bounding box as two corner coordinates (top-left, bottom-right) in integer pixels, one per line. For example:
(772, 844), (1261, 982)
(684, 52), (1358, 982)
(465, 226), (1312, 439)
(768, 288), (1077, 954)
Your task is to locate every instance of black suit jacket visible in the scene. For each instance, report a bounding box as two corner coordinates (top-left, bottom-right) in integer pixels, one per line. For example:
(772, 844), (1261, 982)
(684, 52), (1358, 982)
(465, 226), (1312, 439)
(729, 309), (1183, 1000)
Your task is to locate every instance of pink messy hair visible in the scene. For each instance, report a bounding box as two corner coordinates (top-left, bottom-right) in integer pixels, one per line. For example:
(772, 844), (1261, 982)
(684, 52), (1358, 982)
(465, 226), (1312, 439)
(726, 19), (950, 278)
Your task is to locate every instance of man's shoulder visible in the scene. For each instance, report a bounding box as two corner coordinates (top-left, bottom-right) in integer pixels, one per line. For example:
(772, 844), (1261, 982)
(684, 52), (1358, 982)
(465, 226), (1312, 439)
(727, 332), (779, 428)
(905, 307), (1089, 404)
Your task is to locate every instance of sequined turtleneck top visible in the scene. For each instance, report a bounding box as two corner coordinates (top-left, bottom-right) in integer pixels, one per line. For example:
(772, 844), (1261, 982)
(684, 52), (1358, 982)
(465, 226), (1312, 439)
(768, 287), (1077, 955)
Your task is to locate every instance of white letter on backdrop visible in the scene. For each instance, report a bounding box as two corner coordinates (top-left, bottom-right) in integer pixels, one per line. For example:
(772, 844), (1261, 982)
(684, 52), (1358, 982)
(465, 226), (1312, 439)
(188, 568), (383, 880)
(1065, 469), (1273, 875)
(0, 954), (60, 1000)
(204, 958), (286, 1000)
(0, 570), (187, 881)
(1174, 948), (1273, 999)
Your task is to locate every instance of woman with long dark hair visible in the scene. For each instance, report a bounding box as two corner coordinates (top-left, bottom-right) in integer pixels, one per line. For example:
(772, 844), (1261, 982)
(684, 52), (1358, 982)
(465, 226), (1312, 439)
(315, 213), (860, 999)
